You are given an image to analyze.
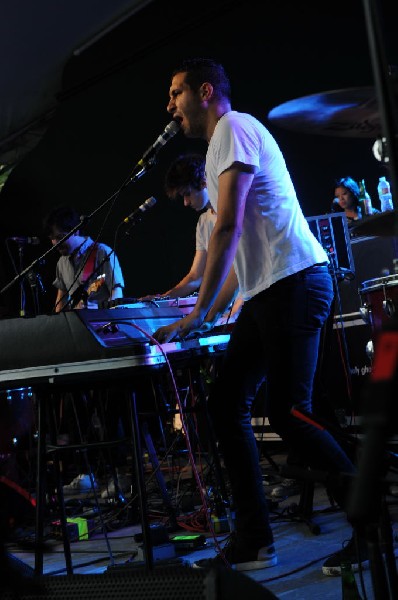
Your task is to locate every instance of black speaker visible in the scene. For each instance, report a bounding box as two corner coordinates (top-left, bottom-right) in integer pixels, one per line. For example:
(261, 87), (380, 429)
(0, 565), (278, 600)
(326, 314), (373, 418)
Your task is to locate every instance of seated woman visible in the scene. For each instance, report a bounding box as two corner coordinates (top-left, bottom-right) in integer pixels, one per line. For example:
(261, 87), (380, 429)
(331, 176), (380, 226)
(331, 177), (362, 225)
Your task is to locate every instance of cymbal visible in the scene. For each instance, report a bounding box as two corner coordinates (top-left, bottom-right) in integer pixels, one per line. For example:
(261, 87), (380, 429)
(268, 87), (381, 138)
(351, 210), (398, 237)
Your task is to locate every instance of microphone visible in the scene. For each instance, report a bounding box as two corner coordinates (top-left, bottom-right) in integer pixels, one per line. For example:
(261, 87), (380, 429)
(124, 196), (157, 234)
(8, 236), (40, 245)
(136, 120), (180, 168)
(331, 198), (344, 213)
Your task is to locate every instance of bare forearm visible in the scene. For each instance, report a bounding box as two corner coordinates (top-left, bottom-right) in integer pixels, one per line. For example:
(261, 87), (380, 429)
(163, 275), (202, 298)
(204, 266), (238, 324)
(194, 226), (239, 319)
(54, 289), (68, 313)
(140, 250), (206, 301)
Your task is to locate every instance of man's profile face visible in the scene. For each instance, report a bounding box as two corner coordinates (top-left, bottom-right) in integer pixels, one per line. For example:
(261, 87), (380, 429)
(178, 187), (209, 212)
(48, 227), (80, 256)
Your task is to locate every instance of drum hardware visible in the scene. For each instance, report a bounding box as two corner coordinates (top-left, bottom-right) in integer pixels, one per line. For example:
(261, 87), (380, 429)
(359, 303), (371, 325)
(383, 297), (396, 318)
(359, 274), (398, 333)
(372, 136), (389, 163)
(358, 274), (396, 385)
(365, 339), (374, 362)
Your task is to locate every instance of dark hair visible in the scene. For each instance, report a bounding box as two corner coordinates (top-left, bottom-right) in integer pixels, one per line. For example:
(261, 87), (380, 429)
(164, 153), (206, 198)
(172, 58), (231, 101)
(43, 205), (82, 236)
(334, 177), (360, 208)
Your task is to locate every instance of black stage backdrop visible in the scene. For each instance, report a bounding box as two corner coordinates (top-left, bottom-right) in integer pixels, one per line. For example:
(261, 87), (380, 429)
(0, 0), (396, 317)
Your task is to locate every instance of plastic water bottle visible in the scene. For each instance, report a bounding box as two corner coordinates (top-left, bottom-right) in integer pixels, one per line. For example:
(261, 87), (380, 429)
(377, 176), (394, 212)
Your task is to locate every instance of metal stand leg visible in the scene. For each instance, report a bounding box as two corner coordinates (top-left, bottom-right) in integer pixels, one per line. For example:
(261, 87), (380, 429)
(47, 395), (73, 574)
(34, 390), (46, 576)
(128, 390), (153, 571)
(193, 365), (231, 518)
(35, 390), (75, 575)
(141, 421), (179, 531)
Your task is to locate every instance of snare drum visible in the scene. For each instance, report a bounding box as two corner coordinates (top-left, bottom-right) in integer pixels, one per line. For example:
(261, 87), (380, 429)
(359, 274), (398, 332)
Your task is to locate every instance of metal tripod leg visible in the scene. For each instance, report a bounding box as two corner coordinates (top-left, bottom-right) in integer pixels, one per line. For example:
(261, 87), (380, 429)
(141, 421), (179, 531)
(193, 365), (231, 519)
(34, 389), (46, 576)
(34, 389), (73, 575)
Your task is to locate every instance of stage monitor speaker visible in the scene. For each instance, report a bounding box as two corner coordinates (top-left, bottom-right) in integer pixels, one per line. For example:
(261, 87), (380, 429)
(306, 213), (355, 280)
(325, 314), (373, 420)
(0, 565), (277, 600)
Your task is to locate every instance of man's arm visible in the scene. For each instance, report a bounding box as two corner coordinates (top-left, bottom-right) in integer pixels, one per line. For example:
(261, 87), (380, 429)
(54, 288), (68, 313)
(186, 166), (252, 318)
(139, 249), (207, 301)
(100, 248), (124, 300)
(201, 266), (239, 329)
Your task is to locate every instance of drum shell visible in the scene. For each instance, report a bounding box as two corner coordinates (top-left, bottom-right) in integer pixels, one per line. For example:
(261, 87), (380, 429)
(359, 274), (398, 332)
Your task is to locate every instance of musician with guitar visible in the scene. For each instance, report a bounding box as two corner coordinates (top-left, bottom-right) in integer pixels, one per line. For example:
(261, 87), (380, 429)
(43, 205), (127, 497)
(44, 205), (124, 312)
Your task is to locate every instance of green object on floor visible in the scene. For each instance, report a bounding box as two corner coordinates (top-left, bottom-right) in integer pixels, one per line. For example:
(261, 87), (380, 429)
(67, 517), (89, 540)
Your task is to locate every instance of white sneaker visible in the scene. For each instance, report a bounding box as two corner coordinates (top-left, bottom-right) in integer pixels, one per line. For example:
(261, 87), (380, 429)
(63, 473), (98, 495)
(270, 478), (301, 498)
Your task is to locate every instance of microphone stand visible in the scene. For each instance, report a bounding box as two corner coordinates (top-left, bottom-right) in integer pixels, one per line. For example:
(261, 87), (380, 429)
(362, 0), (398, 231)
(0, 158), (156, 303)
(17, 241), (26, 317)
(26, 270), (44, 317)
(348, 3), (398, 598)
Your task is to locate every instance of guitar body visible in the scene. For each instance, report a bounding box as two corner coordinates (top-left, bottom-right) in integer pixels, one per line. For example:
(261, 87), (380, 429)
(75, 274), (106, 309)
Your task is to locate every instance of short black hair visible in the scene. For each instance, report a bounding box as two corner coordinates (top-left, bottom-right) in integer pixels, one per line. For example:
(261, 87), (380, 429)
(172, 58), (231, 101)
(164, 153), (206, 198)
(43, 205), (82, 236)
(334, 177), (360, 207)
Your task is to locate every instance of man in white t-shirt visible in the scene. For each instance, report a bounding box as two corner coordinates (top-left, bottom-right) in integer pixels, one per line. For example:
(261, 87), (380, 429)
(153, 58), (359, 576)
(140, 153), (241, 326)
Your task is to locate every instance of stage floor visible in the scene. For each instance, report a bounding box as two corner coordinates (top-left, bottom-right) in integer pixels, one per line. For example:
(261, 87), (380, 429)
(3, 445), (398, 599)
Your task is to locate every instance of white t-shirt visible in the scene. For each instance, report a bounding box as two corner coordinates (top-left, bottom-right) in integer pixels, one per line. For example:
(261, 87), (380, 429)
(206, 111), (328, 301)
(196, 208), (217, 251)
(54, 237), (124, 309)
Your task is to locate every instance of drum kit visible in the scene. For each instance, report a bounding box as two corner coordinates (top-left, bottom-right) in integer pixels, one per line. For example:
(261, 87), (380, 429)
(268, 85), (398, 343)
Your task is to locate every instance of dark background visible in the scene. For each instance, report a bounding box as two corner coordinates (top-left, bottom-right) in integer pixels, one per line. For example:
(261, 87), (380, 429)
(0, 0), (397, 317)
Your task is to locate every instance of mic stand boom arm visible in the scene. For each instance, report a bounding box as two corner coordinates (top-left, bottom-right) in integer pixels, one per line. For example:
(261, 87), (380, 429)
(0, 163), (152, 298)
(0, 218), (85, 297)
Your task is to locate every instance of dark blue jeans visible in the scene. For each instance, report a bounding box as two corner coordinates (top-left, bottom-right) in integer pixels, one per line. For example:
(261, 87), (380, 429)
(207, 264), (356, 546)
